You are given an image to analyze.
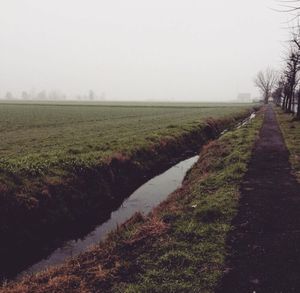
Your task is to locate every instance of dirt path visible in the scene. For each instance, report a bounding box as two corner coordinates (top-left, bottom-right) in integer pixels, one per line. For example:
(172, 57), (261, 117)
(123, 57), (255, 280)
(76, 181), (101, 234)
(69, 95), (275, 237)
(218, 105), (300, 292)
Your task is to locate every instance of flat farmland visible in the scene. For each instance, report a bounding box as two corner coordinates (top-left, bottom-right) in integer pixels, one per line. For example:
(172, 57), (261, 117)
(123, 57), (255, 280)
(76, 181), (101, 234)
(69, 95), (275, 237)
(0, 102), (254, 176)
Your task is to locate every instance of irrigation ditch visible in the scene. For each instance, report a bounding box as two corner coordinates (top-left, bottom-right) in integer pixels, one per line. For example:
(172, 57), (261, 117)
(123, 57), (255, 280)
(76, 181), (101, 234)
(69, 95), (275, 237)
(0, 107), (259, 281)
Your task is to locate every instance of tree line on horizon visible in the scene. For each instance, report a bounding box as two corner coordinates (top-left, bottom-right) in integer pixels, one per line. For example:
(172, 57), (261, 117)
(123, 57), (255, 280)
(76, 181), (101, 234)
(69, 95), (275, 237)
(2, 89), (106, 101)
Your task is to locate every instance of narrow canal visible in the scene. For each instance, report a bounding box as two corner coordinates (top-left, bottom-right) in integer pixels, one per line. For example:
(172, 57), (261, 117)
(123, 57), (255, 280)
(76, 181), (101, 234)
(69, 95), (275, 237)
(19, 155), (199, 277)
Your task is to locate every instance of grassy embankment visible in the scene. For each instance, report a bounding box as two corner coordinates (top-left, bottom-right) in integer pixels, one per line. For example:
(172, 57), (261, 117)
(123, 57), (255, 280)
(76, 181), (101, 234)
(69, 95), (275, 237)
(1, 107), (264, 292)
(275, 106), (300, 181)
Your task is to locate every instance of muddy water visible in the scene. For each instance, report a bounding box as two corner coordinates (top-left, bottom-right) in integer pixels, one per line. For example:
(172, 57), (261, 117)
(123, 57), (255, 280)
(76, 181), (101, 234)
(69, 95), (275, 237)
(19, 155), (199, 278)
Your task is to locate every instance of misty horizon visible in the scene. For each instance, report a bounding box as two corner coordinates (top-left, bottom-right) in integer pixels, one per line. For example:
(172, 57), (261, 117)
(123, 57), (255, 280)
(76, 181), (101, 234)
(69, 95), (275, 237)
(0, 89), (259, 102)
(0, 0), (291, 102)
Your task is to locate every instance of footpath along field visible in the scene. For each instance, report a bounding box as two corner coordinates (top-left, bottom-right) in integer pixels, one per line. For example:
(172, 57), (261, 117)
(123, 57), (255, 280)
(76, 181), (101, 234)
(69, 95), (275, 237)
(0, 101), (257, 280)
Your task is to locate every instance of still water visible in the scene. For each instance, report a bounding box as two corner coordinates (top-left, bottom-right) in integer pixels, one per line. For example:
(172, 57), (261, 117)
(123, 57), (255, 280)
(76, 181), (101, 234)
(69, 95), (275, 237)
(19, 155), (199, 277)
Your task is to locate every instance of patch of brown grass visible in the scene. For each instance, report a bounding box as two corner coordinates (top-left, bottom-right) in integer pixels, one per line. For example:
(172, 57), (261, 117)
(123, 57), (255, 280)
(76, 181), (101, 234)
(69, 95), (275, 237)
(123, 216), (169, 246)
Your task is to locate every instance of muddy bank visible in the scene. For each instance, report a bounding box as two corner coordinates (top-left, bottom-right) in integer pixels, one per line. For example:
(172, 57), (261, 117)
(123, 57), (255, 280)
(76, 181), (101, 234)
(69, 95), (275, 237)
(0, 108), (257, 280)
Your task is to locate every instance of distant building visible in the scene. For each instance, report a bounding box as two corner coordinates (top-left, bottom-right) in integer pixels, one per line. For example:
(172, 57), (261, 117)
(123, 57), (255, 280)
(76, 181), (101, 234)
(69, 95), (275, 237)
(237, 93), (251, 103)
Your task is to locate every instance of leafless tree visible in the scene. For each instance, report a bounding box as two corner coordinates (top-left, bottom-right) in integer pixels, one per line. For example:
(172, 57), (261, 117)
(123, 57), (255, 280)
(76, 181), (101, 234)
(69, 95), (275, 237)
(274, 0), (300, 22)
(283, 46), (300, 112)
(291, 27), (300, 116)
(278, 25), (300, 116)
(89, 90), (96, 101)
(254, 68), (278, 104)
(273, 75), (285, 106)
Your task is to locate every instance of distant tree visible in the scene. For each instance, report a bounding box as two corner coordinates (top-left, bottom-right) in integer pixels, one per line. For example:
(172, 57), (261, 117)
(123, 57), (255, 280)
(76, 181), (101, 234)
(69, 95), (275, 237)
(254, 68), (278, 104)
(5, 91), (14, 100)
(21, 91), (29, 100)
(37, 90), (47, 100)
(89, 90), (95, 101)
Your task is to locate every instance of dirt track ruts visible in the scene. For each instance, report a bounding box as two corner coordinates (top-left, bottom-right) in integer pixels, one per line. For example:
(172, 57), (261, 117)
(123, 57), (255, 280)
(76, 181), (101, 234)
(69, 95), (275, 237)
(218, 105), (300, 292)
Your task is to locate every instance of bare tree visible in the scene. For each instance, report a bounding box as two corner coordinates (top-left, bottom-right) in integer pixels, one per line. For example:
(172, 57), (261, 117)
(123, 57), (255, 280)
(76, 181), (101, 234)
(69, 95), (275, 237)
(89, 90), (95, 101)
(290, 27), (300, 117)
(254, 68), (278, 104)
(283, 47), (300, 112)
(277, 25), (300, 116)
(277, 0), (300, 13)
(273, 75), (285, 106)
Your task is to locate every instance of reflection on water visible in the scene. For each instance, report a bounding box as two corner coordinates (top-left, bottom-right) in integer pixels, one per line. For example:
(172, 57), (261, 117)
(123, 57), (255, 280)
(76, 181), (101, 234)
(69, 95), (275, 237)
(19, 155), (199, 277)
(237, 112), (256, 129)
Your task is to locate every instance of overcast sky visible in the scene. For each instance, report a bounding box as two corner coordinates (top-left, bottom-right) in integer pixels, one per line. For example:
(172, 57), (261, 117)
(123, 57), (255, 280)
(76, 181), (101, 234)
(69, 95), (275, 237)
(0, 0), (293, 101)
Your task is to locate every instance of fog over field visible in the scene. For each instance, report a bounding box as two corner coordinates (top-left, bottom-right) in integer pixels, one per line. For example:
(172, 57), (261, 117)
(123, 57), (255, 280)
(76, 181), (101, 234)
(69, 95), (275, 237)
(0, 0), (290, 101)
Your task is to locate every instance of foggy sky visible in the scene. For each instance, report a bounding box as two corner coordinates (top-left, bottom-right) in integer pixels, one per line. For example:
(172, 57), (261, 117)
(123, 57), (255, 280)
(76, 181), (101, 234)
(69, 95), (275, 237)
(0, 0), (292, 101)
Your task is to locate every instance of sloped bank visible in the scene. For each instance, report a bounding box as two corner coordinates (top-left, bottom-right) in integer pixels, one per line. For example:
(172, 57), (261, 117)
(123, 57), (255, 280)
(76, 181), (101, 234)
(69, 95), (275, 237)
(0, 107), (258, 280)
(1, 108), (264, 292)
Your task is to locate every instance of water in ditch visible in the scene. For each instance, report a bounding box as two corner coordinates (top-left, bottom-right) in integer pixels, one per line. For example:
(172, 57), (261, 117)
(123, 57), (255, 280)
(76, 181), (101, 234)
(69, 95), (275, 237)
(19, 155), (199, 278)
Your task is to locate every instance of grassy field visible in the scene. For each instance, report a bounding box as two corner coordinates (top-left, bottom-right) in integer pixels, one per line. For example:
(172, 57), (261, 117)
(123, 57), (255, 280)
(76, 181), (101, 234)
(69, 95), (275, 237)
(1, 106), (263, 292)
(0, 101), (254, 177)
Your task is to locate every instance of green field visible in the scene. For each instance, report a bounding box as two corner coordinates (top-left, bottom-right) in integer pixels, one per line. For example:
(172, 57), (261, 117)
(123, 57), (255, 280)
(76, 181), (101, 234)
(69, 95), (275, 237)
(0, 101), (254, 177)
